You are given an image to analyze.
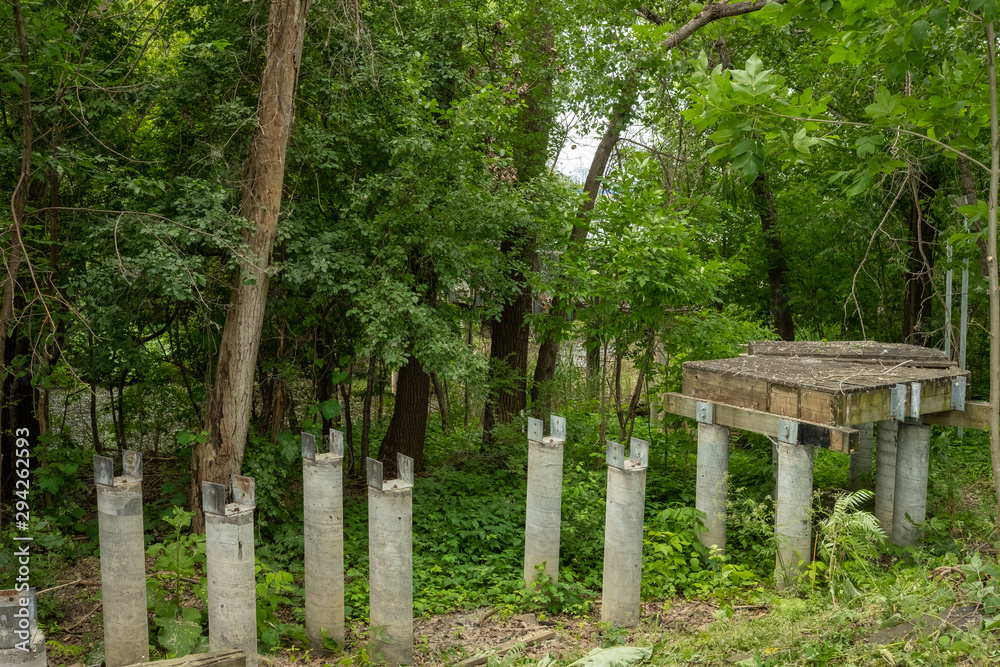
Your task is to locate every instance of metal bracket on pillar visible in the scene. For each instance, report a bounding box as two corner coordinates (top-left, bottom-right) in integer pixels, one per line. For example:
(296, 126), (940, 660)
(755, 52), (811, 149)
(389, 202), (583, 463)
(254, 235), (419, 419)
(202, 481), (226, 516)
(527, 417), (543, 444)
(366, 458), (383, 490)
(629, 437), (649, 468)
(94, 455), (114, 487)
(122, 450), (142, 480)
(397, 453), (414, 486)
(0, 587), (37, 649)
(910, 382), (922, 419)
(549, 415), (567, 441)
(777, 419), (799, 445)
(695, 401), (714, 425)
(232, 475), (255, 508)
(330, 429), (345, 456)
(606, 441), (625, 469)
(302, 432), (317, 461)
(951, 376), (967, 411)
(890, 384), (907, 421)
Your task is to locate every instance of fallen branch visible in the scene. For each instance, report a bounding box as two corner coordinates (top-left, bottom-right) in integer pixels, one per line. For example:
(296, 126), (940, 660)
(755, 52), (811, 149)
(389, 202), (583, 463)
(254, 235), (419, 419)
(37, 578), (83, 595)
(457, 630), (556, 666)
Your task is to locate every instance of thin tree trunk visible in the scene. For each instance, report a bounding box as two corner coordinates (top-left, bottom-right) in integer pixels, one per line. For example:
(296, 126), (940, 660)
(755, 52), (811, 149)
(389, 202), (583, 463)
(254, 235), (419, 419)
(361, 354), (375, 468)
(614, 350), (625, 439)
(983, 21), (1000, 538)
(751, 170), (795, 341)
(432, 373), (449, 432)
(958, 151), (991, 277)
(902, 168), (942, 344)
(190, 0), (311, 532)
(339, 362), (353, 456)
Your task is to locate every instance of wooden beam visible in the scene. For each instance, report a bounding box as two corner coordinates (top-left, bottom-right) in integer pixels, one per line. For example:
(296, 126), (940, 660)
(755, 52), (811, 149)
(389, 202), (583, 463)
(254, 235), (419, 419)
(663, 392), (860, 453)
(125, 651), (245, 667)
(920, 401), (992, 430)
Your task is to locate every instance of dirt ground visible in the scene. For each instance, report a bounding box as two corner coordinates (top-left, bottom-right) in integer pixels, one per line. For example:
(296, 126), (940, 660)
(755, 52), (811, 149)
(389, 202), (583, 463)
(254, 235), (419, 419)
(39, 563), (721, 666)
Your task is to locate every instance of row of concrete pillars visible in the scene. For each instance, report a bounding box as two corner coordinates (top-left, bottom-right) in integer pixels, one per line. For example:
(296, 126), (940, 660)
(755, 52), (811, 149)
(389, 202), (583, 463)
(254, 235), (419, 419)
(695, 418), (931, 586)
(26, 434), (413, 667)
(523, 416), (650, 629)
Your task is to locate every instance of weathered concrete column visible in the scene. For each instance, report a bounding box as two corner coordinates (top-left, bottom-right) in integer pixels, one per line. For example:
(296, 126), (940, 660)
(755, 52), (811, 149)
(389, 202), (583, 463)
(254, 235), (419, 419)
(601, 438), (648, 628)
(204, 476), (257, 667)
(94, 451), (148, 666)
(524, 416), (566, 586)
(303, 430), (345, 652)
(0, 588), (46, 666)
(848, 422), (874, 490)
(873, 420), (898, 535)
(774, 430), (814, 589)
(695, 410), (729, 553)
(367, 454), (414, 667)
(892, 422), (931, 547)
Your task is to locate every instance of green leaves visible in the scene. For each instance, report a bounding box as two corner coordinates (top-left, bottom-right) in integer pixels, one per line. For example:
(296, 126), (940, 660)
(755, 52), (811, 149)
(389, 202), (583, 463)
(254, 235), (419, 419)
(153, 608), (206, 657)
(729, 55), (781, 101)
(864, 87), (902, 120)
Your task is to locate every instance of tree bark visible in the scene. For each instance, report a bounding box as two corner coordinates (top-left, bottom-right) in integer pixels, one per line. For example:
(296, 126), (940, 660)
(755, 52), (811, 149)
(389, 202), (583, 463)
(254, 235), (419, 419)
(0, 0), (32, 523)
(190, 0), (311, 532)
(751, 170), (795, 341)
(377, 353), (430, 474)
(982, 21), (1000, 539)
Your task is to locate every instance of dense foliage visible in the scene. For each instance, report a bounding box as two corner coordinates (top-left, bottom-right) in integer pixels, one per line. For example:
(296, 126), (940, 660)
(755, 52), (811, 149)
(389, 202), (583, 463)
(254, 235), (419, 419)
(5, 0), (1000, 662)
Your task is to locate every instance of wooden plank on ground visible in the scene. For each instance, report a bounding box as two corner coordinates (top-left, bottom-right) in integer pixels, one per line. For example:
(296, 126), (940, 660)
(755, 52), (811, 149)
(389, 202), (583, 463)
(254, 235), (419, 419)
(125, 651), (245, 667)
(457, 630), (556, 666)
(663, 393), (859, 453)
(921, 401), (992, 430)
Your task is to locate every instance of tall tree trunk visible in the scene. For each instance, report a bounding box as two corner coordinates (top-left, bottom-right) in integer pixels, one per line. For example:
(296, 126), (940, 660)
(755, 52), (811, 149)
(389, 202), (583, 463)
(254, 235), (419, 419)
(982, 21), (1000, 538)
(378, 353), (430, 474)
(751, 170), (795, 341)
(482, 5), (554, 444)
(532, 0), (780, 399)
(190, 0), (311, 532)
(0, 0), (33, 524)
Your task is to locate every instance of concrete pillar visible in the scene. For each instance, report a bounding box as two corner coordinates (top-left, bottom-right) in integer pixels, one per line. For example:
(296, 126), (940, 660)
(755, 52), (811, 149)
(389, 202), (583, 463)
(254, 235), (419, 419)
(601, 438), (648, 628)
(874, 420), (898, 535)
(524, 416), (566, 586)
(367, 454), (414, 667)
(848, 422), (874, 490)
(303, 431), (345, 652)
(892, 422), (931, 547)
(695, 422), (729, 553)
(204, 476), (257, 667)
(0, 588), (46, 666)
(774, 440), (814, 588)
(94, 451), (148, 666)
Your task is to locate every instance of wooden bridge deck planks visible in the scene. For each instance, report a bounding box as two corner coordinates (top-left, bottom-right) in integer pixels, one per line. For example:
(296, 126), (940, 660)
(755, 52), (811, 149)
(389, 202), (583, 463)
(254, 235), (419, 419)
(682, 347), (969, 427)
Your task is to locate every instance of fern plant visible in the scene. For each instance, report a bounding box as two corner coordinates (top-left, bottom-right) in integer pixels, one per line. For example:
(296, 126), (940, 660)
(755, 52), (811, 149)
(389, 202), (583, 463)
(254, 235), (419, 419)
(816, 489), (886, 604)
